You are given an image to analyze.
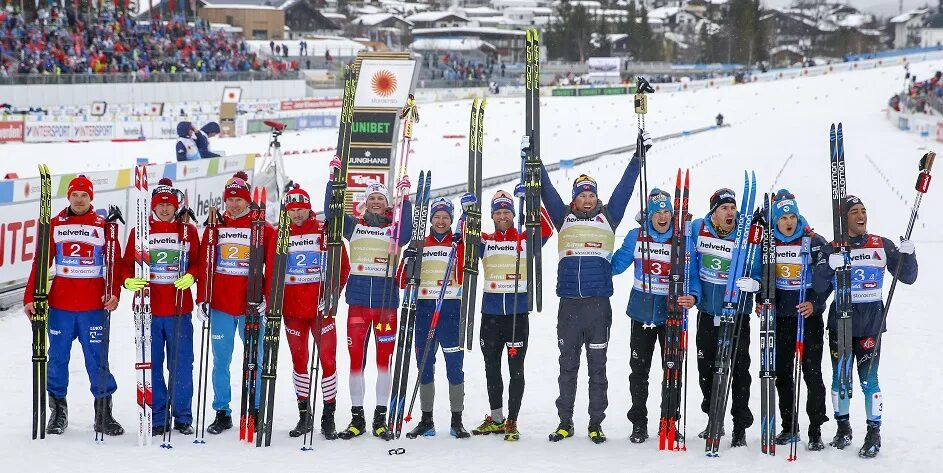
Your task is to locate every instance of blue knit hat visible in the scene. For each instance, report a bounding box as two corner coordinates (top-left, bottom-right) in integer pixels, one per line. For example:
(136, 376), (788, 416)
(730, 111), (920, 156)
(491, 190), (515, 216)
(647, 188), (672, 220)
(572, 174), (598, 200)
(429, 197), (454, 222)
(771, 188), (800, 223)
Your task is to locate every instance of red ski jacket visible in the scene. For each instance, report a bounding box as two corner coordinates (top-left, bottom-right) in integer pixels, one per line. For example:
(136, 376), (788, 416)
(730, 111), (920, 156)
(122, 218), (200, 316)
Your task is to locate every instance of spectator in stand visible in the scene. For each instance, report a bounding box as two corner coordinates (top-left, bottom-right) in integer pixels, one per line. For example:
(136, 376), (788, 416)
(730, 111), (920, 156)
(196, 122), (221, 159)
(176, 121), (200, 161)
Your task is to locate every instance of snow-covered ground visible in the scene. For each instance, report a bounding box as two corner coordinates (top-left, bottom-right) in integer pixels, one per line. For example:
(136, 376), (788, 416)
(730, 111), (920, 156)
(1, 61), (942, 472)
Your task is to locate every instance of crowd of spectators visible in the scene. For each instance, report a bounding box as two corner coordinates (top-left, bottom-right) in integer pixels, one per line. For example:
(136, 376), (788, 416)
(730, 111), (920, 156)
(0, 6), (298, 79)
(421, 52), (498, 81)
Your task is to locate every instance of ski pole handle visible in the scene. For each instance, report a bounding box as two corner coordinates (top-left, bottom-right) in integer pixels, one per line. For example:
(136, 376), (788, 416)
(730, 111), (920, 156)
(917, 152), (934, 193)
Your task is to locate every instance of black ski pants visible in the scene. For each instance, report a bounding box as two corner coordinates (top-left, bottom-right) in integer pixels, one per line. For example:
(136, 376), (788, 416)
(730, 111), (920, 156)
(696, 310), (753, 430)
(775, 313), (829, 431)
(556, 297), (611, 425)
(626, 320), (671, 426)
(479, 313), (529, 421)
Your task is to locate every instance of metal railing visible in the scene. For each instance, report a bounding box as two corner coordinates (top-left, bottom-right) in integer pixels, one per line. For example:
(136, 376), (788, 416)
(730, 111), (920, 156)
(0, 70), (304, 85)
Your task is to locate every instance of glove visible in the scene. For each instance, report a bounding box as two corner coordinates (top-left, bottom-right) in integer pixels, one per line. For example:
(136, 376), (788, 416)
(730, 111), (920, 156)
(828, 253), (845, 270)
(453, 231), (464, 245)
(173, 273), (195, 290)
(899, 239), (915, 255)
(257, 298), (268, 317)
(329, 155), (342, 171)
(396, 174), (411, 191)
(641, 131), (653, 152)
(735, 277), (760, 293)
(513, 183), (526, 198)
(403, 247), (418, 259)
(520, 134), (531, 157)
(198, 302), (210, 323)
(459, 192), (477, 210)
(634, 210), (645, 225)
(123, 277), (146, 292)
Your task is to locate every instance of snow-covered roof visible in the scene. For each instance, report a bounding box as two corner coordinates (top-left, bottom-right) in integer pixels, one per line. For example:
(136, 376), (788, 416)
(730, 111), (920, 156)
(607, 33), (627, 43)
(350, 5), (384, 15)
(832, 13), (872, 28)
(462, 6), (501, 16)
(378, 0), (431, 14)
(405, 11), (470, 23)
(409, 38), (496, 52)
(890, 8), (930, 24)
(350, 13), (412, 26)
(411, 26), (527, 36)
(648, 6), (681, 21)
(321, 12), (347, 20)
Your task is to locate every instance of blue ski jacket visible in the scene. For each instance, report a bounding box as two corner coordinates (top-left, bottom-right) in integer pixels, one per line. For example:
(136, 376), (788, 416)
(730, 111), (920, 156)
(690, 214), (762, 316)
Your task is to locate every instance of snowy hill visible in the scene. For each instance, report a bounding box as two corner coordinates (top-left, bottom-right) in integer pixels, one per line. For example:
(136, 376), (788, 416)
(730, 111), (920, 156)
(1, 60), (941, 471)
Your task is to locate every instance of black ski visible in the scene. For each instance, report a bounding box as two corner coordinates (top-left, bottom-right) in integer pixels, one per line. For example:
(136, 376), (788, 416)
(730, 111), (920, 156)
(30, 164), (52, 440)
(460, 98), (485, 350)
(759, 193), (777, 455)
(524, 28), (542, 312)
(829, 123), (853, 401)
(240, 187), (267, 443)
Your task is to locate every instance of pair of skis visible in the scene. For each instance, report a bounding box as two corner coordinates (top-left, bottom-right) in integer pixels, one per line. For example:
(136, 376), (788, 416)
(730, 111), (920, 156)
(523, 28), (542, 313)
(239, 187), (267, 443)
(194, 206), (222, 443)
(705, 171), (759, 457)
(787, 235), (812, 461)
(758, 193), (777, 455)
(323, 66), (357, 320)
(132, 165), (154, 447)
(97, 204), (125, 443)
(30, 164), (52, 440)
(255, 194), (292, 447)
(386, 171), (432, 440)
(828, 123), (854, 403)
(458, 98), (485, 350)
(658, 168), (690, 452)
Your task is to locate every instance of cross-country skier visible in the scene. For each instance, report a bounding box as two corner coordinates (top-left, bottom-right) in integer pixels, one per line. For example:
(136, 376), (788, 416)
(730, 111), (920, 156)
(121, 178), (200, 436)
(612, 188), (701, 443)
(322, 167), (413, 440)
(24, 175), (124, 436)
(813, 195), (918, 458)
(404, 197), (468, 439)
(756, 189), (829, 450)
(690, 187), (762, 448)
(469, 188), (553, 441)
(538, 132), (652, 444)
(197, 171), (275, 435)
(273, 184), (349, 439)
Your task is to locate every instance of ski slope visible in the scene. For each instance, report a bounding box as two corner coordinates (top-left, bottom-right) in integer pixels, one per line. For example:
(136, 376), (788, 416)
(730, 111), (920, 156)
(1, 61), (942, 472)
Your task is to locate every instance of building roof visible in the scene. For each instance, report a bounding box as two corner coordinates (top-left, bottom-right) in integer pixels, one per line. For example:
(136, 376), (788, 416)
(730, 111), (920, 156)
(890, 8), (930, 24)
(411, 26), (527, 36)
(405, 11), (469, 23)
(461, 6), (501, 16)
(350, 13), (413, 27)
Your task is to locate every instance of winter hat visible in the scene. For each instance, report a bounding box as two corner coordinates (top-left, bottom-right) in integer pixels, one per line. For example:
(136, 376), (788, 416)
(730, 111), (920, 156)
(224, 170), (251, 201)
(67, 175), (94, 200)
(491, 190), (515, 216)
(201, 122), (221, 135)
(709, 187), (736, 215)
(151, 177), (179, 210)
(429, 197), (454, 222)
(572, 174), (598, 200)
(364, 181), (389, 204)
(771, 188), (799, 223)
(285, 183), (311, 211)
(842, 195), (864, 216)
(176, 121), (193, 138)
(646, 188), (672, 220)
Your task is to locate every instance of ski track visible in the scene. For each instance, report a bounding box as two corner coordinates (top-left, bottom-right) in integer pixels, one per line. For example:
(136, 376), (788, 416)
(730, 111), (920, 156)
(2, 61), (942, 471)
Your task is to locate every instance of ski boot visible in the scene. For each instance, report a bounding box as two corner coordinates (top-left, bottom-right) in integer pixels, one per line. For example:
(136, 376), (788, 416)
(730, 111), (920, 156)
(504, 420), (520, 442)
(337, 406), (366, 440)
(173, 421), (194, 435)
(373, 406), (392, 439)
(321, 402), (337, 440)
(450, 412), (470, 439)
(548, 420), (574, 442)
(697, 424), (723, 439)
(93, 396), (125, 436)
(152, 424), (167, 437)
(730, 427), (747, 448)
(807, 424), (825, 451)
(406, 411), (435, 439)
(829, 419), (853, 449)
(46, 395), (68, 435)
(289, 399), (313, 438)
(206, 410), (232, 435)
(629, 422), (648, 444)
(588, 423), (607, 444)
(775, 429), (800, 445)
(858, 421), (881, 458)
(472, 415), (506, 435)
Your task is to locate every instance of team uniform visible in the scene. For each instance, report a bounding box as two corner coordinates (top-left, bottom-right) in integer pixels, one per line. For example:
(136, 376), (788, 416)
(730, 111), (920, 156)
(323, 181), (413, 438)
(689, 189), (762, 444)
(121, 180), (200, 435)
(273, 185), (349, 439)
(611, 189), (702, 442)
(471, 192), (553, 440)
(812, 195), (918, 457)
(540, 152), (642, 443)
(175, 121), (200, 161)
(197, 173), (276, 434)
(24, 175), (124, 436)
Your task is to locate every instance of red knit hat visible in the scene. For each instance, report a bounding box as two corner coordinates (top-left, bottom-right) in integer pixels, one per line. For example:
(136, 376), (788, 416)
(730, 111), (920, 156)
(224, 171), (251, 201)
(151, 177), (180, 210)
(67, 175), (94, 200)
(285, 183), (311, 211)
